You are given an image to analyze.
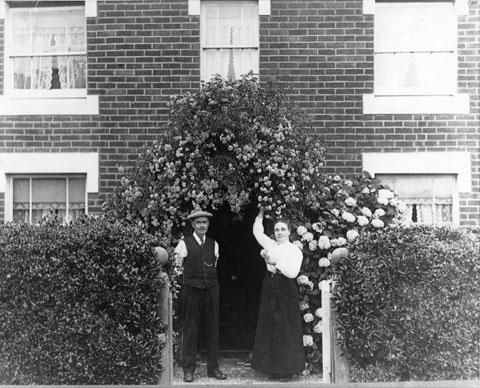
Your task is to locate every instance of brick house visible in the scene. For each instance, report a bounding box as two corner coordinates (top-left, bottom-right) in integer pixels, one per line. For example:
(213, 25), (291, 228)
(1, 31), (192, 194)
(0, 0), (478, 348)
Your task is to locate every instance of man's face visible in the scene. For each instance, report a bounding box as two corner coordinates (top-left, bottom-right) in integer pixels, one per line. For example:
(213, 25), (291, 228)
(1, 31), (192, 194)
(191, 216), (210, 237)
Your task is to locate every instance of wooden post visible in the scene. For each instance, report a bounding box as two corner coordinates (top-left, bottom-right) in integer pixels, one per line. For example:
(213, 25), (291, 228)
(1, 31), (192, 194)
(320, 279), (332, 383)
(330, 281), (350, 383)
(158, 272), (173, 386)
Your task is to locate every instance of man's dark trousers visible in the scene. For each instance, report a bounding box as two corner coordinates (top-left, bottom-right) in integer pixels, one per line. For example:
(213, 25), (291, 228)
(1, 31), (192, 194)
(182, 283), (219, 373)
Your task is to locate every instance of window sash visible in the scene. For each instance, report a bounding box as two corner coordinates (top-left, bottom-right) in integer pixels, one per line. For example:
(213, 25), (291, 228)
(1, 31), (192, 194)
(6, 5), (87, 97)
(11, 176), (87, 224)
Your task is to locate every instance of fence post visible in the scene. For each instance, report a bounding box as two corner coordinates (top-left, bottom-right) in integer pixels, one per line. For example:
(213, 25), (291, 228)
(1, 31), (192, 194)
(158, 271), (173, 386)
(320, 279), (332, 383)
(330, 281), (350, 383)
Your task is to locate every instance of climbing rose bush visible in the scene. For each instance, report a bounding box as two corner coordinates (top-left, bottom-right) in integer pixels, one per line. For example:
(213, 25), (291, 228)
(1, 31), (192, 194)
(107, 75), (325, 249)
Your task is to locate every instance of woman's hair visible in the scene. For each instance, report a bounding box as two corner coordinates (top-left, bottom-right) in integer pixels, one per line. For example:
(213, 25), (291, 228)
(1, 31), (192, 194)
(273, 217), (291, 231)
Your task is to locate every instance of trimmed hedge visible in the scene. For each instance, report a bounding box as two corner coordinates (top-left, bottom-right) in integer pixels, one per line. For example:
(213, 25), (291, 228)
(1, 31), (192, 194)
(334, 226), (480, 382)
(0, 218), (165, 384)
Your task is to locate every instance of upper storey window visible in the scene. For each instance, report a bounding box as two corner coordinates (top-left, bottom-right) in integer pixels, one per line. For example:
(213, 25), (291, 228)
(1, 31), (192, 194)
(200, 1), (259, 81)
(374, 2), (456, 97)
(8, 5), (86, 98)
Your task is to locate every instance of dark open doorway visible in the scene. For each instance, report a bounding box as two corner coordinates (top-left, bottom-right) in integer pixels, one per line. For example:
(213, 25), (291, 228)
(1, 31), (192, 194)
(208, 205), (265, 351)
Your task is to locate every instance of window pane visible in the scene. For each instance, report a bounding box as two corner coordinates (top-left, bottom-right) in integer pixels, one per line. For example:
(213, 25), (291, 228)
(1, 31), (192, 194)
(68, 178), (86, 221)
(31, 178), (66, 223)
(11, 11), (30, 52)
(203, 48), (258, 81)
(202, 1), (258, 47)
(375, 52), (456, 95)
(58, 56), (87, 89)
(12, 178), (29, 224)
(67, 9), (86, 52)
(31, 10), (67, 53)
(375, 2), (456, 52)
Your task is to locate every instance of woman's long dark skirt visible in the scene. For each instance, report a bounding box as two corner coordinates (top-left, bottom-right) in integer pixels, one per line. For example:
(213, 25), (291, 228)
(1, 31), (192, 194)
(252, 272), (305, 375)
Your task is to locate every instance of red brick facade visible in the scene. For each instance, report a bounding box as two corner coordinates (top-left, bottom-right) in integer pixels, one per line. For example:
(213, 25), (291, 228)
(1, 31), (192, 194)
(0, 0), (478, 225)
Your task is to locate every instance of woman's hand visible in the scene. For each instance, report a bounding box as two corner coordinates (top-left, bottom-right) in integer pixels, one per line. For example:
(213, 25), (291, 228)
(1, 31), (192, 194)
(257, 207), (265, 219)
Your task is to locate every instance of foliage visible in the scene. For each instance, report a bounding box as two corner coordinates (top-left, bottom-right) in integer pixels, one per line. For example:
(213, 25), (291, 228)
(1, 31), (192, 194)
(0, 217), (165, 384)
(333, 226), (480, 381)
(105, 75), (404, 371)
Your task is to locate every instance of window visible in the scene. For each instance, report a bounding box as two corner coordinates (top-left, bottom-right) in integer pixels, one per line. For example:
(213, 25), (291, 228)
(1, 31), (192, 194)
(375, 2), (456, 97)
(200, 1), (259, 81)
(376, 174), (456, 226)
(7, 4), (86, 98)
(362, 0), (469, 114)
(10, 175), (86, 224)
(0, 0), (99, 115)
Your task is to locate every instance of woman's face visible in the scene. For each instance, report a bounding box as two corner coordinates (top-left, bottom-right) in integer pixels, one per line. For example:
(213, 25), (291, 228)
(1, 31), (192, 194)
(274, 221), (290, 243)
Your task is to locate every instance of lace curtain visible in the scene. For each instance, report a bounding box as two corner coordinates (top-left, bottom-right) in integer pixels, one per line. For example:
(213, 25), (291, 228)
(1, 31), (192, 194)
(201, 1), (258, 81)
(11, 8), (86, 90)
(12, 177), (85, 224)
(377, 174), (455, 226)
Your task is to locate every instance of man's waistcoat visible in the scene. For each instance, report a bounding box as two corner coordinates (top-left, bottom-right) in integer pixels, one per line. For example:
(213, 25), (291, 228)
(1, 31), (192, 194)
(183, 235), (218, 289)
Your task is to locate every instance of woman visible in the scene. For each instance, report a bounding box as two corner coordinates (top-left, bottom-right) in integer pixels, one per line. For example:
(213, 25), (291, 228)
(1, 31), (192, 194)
(251, 207), (305, 380)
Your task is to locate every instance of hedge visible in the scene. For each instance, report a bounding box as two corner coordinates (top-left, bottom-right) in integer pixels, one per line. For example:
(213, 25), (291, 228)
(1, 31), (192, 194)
(0, 217), (165, 384)
(334, 226), (480, 382)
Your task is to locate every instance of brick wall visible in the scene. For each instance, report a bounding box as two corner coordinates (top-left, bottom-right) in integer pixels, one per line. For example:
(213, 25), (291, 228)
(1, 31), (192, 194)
(0, 0), (478, 225)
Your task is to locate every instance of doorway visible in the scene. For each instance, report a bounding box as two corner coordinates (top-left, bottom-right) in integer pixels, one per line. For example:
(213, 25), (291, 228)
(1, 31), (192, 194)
(209, 205), (265, 351)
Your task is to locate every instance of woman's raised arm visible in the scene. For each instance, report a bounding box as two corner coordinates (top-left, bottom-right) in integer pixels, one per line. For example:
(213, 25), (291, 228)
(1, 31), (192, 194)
(252, 208), (275, 250)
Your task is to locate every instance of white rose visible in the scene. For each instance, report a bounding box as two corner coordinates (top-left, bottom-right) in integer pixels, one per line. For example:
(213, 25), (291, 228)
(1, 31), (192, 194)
(296, 225), (307, 236)
(302, 232), (314, 242)
(373, 208), (386, 218)
(297, 275), (309, 285)
(396, 200), (408, 213)
(361, 187), (370, 194)
(357, 215), (369, 227)
(308, 240), (318, 251)
(318, 235), (331, 250)
(293, 240), (304, 250)
(346, 229), (359, 242)
(377, 196), (389, 205)
(342, 211), (356, 223)
(345, 197), (357, 207)
(303, 313), (314, 323)
(318, 257), (331, 267)
(344, 179), (353, 187)
(333, 175), (342, 182)
(303, 335), (314, 347)
(300, 301), (309, 311)
(361, 207), (372, 218)
(379, 189), (394, 199)
(315, 308), (323, 318)
(312, 222), (323, 233)
(313, 322), (323, 334)
(335, 237), (347, 246)
(372, 218), (385, 228)
(331, 208), (340, 217)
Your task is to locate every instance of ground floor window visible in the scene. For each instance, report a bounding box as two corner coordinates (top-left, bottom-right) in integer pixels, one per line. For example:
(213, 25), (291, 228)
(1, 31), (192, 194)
(376, 174), (456, 226)
(11, 175), (86, 224)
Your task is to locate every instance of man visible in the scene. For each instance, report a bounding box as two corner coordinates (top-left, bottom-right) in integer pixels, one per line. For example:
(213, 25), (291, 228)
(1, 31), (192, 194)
(174, 209), (227, 383)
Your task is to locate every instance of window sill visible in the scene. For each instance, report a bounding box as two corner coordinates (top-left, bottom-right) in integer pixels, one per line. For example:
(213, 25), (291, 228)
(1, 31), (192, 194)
(0, 96), (99, 115)
(362, 94), (470, 115)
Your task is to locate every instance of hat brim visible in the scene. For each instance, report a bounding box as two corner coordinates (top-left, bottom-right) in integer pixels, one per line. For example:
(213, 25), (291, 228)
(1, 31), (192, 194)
(186, 211), (213, 220)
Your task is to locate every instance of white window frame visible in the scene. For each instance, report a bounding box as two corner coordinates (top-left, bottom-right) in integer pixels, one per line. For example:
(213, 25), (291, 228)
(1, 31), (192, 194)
(8, 174), (88, 224)
(362, 152), (472, 226)
(188, 0), (270, 16)
(0, 152), (99, 222)
(0, 0), (99, 115)
(362, 0), (470, 114)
